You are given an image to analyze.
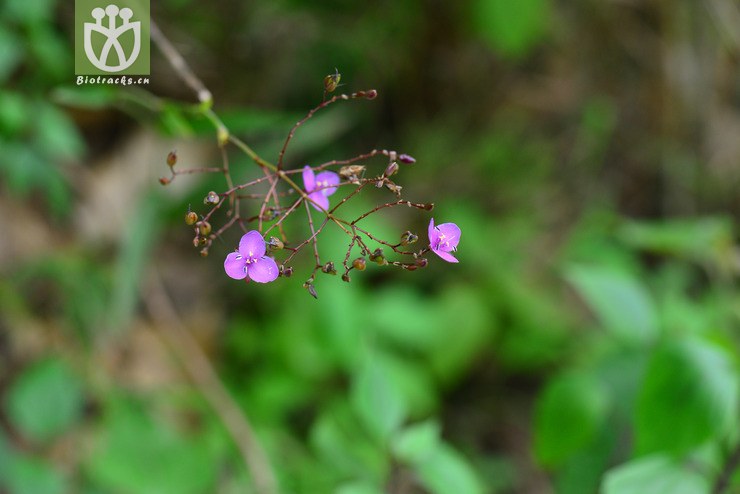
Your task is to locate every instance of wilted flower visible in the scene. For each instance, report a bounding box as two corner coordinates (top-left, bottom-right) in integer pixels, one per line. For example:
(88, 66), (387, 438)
(303, 165), (339, 211)
(428, 218), (461, 263)
(224, 230), (279, 283)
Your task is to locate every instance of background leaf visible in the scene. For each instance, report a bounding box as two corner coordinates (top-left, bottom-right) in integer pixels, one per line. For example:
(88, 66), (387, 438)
(635, 337), (739, 455)
(534, 371), (609, 467)
(4, 358), (85, 443)
(602, 455), (710, 494)
(565, 265), (659, 344)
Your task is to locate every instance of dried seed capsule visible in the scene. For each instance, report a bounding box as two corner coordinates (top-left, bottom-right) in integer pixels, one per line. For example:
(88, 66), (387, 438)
(342, 273), (351, 282)
(339, 165), (366, 184)
(352, 258), (366, 271)
(369, 248), (387, 265)
(204, 191), (219, 205)
(324, 68), (341, 93)
(185, 211), (198, 225)
(322, 261), (337, 275)
(280, 266), (294, 278)
(385, 182), (402, 196)
(199, 248), (209, 257)
(197, 221), (212, 236)
(267, 236), (284, 251)
(400, 231), (418, 246)
(415, 258), (428, 268)
(166, 150), (177, 167)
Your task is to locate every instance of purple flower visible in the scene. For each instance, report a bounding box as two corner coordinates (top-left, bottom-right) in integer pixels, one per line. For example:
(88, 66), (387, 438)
(428, 218), (461, 263)
(224, 230), (279, 283)
(303, 165), (340, 211)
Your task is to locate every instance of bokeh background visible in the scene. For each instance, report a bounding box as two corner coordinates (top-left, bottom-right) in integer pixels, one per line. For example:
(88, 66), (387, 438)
(1, 0), (739, 493)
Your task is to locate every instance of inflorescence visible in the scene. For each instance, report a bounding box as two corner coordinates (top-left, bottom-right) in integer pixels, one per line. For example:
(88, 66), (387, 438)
(160, 70), (460, 298)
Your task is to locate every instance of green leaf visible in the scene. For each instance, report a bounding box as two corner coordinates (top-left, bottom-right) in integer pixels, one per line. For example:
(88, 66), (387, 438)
(351, 355), (407, 442)
(86, 398), (220, 494)
(391, 420), (441, 464)
(618, 217), (733, 264)
(51, 86), (120, 109)
(472, 0), (550, 59)
(0, 91), (29, 135)
(4, 358), (85, 443)
(636, 337), (739, 455)
(0, 26), (24, 84)
(34, 102), (85, 161)
(414, 443), (484, 494)
(108, 190), (163, 330)
(565, 265), (658, 344)
(4, 0), (56, 24)
(534, 371), (609, 467)
(310, 401), (387, 482)
(602, 455), (710, 494)
(4, 455), (67, 494)
(335, 480), (385, 494)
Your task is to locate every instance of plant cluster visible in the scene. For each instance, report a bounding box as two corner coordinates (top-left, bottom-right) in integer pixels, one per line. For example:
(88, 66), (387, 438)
(160, 71), (461, 297)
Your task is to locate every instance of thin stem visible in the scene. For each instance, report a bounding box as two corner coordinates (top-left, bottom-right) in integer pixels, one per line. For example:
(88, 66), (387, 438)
(150, 21), (212, 104)
(712, 441), (740, 494)
(304, 201), (322, 269)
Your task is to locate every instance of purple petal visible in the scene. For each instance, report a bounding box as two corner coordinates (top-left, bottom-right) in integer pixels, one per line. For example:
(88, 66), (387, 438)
(432, 248), (459, 263)
(428, 218), (438, 246)
(302, 165), (315, 192)
(308, 191), (330, 211)
(315, 171), (340, 196)
(239, 230), (266, 259)
(224, 252), (248, 279)
(436, 223), (461, 248)
(247, 256), (279, 283)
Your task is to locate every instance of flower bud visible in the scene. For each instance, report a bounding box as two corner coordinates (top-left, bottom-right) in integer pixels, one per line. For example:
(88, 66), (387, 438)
(193, 236), (201, 247)
(384, 161), (399, 178)
(185, 211), (198, 225)
(303, 281), (318, 299)
(415, 258), (428, 268)
(403, 263), (419, 271)
(267, 236), (284, 251)
(280, 265), (293, 278)
(199, 248), (209, 257)
(324, 68), (341, 93)
(167, 150), (177, 167)
(204, 191), (219, 205)
(365, 89), (378, 100)
(400, 231), (418, 246)
(398, 154), (416, 164)
(352, 258), (366, 271)
(321, 261), (337, 275)
(197, 221), (212, 236)
(342, 273), (351, 282)
(159, 177), (170, 186)
(422, 203), (434, 211)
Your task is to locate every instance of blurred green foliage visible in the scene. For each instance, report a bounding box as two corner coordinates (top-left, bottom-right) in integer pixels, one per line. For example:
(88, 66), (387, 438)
(1, 0), (739, 493)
